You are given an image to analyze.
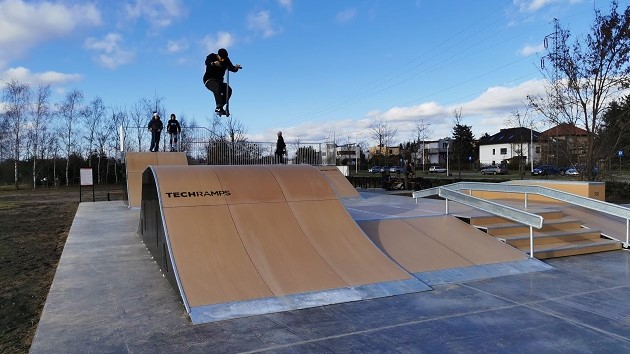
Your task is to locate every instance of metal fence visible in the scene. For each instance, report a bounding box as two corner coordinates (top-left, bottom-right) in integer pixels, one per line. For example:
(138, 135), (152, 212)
(122, 126), (336, 166)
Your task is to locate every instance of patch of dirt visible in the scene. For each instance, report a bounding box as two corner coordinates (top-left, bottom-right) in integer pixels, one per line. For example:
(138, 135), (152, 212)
(0, 185), (123, 354)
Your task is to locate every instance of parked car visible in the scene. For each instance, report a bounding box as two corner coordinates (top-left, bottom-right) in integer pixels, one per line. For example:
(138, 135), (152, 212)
(531, 165), (562, 176)
(565, 168), (579, 176)
(390, 166), (404, 174)
(480, 165), (507, 175)
(428, 166), (447, 173)
(368, 166), (382, 173)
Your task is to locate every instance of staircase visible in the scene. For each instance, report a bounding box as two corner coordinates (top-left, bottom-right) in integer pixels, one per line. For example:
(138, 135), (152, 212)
(462, 209), (622, 259)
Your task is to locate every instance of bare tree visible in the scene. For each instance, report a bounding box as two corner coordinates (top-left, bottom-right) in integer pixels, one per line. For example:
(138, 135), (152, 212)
(414, 119), (432, 171)
(30, 85), (51, 188)
(57, 89), (84, 186)
(369, 118), (398, 157)
(505, 108), (536, 176)
(528, 1), (630, 180)
(3, 79), (31, 189)
(129, 99), (149, 151)
(82, 97), (106, 167)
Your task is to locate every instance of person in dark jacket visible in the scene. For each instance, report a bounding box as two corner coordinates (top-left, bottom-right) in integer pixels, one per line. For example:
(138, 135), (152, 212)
(203, 48), (242, 116)
(167, 113), (181, 152)
(148, 112), (163, 152)
(275, 131), (286, 164)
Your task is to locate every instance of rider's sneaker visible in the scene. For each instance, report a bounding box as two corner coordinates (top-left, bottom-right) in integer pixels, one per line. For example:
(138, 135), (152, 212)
(215, 107), (227, 116)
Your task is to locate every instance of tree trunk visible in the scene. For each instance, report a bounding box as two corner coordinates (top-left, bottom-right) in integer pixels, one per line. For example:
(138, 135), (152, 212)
(32, 157), (37, 189)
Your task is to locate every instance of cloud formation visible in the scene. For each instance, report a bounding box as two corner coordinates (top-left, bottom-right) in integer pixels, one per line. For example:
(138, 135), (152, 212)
(202, 32), (235, 52)
(336, 8), (357, 24)
(247, 11), (282, 38)
(277, 0), (292, 12)
(258, 79), (550, 144)
(0, 0), (101, 66)
(124, 0), (186, 29)
(0, 66), (82, 88)
(84, 33), (135, 69)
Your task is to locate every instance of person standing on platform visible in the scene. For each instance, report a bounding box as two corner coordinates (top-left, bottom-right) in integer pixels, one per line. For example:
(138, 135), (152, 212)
(167, 113), (181, 152)
(148, 112), (163, 152)
(275, 131), (287, 163)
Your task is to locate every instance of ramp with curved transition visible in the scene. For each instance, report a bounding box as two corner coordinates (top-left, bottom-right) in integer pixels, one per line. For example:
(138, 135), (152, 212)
(124, 152), (187, 207)
(317, 166), (360, 198)
(357, 216), (550, 285)
(139, 164), (429, 324)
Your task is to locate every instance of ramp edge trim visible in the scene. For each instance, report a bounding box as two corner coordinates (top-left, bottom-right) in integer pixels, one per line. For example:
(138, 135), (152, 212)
(414, 258), (554, 286)
(189, 278), (431, 324)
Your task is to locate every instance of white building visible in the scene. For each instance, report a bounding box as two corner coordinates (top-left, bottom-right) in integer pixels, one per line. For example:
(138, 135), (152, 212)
(478, 127), (541, 166)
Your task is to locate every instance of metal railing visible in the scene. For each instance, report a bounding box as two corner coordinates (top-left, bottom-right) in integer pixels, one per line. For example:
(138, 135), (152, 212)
(120, 126), (335, 166)
(414, 182), (630, 255)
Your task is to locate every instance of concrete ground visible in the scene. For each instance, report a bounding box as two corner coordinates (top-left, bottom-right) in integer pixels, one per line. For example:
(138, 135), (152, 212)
(30, 197), (630, 353)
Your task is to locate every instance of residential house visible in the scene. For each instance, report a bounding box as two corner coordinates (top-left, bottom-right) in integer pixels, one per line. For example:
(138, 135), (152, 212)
(539, 123), (589, 167)
(478, 127), (541, 167)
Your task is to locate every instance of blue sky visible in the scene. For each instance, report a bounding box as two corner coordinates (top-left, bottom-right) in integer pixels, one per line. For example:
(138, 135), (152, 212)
(0, 0), (620, 146)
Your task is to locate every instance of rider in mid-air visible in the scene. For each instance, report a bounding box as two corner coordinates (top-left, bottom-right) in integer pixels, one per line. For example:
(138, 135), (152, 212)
(203, 48), (242, 116)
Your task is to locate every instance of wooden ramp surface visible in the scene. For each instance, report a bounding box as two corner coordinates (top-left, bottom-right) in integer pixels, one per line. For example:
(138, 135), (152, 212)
(358, 216), (527, 273)
(318, 166), (360, 198)
(142, 164), (426, 323)
(125, 152), (187, 207)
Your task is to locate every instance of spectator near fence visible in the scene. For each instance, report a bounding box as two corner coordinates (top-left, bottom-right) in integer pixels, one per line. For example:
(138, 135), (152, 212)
(275, 131), (287, 164)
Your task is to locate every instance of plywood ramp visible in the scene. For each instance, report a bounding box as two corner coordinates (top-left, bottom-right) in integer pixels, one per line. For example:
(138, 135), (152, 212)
(318, 166), (360, 198)
(125, 152), (187, 207)
(358, 216), (527, 274)
(140, 164), (428, 324)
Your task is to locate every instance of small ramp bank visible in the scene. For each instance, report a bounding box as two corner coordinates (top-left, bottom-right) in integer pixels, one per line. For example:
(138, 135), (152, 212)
(139, 164), (430, 324)
(124, 151), (188, 208)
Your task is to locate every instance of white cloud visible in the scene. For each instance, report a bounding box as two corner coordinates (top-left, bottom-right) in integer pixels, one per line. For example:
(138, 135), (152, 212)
(520, 43), (545, 56)
(0, 0), (101, 65)
(0, 66), (82, 88)
(277, 0), (292, 11)
(166, 38), (188, 54)
(513, 0), (582, 13)
(202, 32), (235, 52)
(268, 79), (551, 144)
(124, 0), (186, 28)
(84, 33), (135, 69)
(247, 11), (282, 38)
(336, 8), (357, 24)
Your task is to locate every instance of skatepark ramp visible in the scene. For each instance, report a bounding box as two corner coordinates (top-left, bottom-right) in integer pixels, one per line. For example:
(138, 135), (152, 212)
(124, 152), (188, 208)
(139, 164), (430, 324)
(317, 166), (360, 198)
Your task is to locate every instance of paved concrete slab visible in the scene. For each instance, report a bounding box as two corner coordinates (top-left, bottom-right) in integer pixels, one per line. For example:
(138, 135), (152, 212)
(30, 199), (630, 353)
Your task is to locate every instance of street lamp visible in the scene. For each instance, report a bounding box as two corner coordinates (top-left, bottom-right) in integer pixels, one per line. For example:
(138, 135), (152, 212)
(446, 142), (449, 176)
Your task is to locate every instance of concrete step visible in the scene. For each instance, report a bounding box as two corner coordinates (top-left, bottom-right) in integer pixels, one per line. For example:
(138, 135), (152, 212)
(465, 209), (564, 227)
(520, 238), (623, 259)
(497, 228), (602, 248)
(482, 217), (582, 236)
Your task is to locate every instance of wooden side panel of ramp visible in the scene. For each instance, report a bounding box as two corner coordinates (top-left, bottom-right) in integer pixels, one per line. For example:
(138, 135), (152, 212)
(125, 152), (187, 207)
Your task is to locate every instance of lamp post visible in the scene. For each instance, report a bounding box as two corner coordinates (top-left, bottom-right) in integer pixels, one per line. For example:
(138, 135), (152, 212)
(530, 127), (534, 173)
(446, 141), (449, 176)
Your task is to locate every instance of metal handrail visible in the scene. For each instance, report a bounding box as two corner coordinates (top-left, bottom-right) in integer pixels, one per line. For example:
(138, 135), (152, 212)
(429, 187), (542, 258)
(413, 182), (630, 248)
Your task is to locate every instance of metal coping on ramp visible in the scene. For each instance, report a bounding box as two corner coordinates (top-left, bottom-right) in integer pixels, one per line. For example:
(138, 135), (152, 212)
(124, 152), (188, 208)
(139, 164), (431, 324)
